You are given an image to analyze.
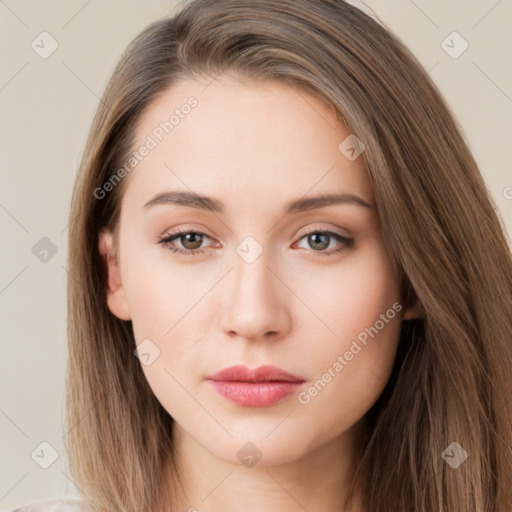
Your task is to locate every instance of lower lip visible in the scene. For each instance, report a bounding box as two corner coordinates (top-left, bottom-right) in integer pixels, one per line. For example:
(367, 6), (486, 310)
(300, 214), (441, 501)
(208, 380), (303, 407)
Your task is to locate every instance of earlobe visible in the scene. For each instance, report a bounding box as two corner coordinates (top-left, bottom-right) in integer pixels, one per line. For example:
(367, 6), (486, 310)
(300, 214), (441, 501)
(98, 229), (131, 321)
(402, 297), (424, 321)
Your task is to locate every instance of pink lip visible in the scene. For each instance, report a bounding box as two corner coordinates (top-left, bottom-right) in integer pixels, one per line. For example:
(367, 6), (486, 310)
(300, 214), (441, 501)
(207, 364), (305, 407)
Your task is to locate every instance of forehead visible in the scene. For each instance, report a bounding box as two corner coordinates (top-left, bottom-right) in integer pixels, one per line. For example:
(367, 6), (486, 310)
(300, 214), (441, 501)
(121, 76), (373, 212)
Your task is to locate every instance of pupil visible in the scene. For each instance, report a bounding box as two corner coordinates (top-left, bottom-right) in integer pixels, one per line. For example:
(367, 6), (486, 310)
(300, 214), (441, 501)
(310, 233), (328, 250)
(183, 233), (202, 249)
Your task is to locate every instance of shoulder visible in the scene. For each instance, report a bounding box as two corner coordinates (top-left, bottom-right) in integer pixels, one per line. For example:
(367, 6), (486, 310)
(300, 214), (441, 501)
(8, 497), (92, 512)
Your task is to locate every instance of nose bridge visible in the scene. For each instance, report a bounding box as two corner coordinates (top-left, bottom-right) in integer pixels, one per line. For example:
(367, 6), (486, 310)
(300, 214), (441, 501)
(219, 239), (289, 339)
(233, 248), (272, 299)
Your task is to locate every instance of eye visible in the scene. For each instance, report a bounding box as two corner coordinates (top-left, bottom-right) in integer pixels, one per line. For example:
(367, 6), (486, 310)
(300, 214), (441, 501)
(157, 228), (214, 257)
(157, 227), (354, 258)
(294, 229), (354, 257)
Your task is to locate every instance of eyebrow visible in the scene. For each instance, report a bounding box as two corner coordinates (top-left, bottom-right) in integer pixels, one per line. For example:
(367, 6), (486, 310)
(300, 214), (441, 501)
(143, 190), (374, 214)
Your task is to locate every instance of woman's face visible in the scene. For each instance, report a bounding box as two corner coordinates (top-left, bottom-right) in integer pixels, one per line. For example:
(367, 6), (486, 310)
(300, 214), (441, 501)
(99, 76), (410, 467)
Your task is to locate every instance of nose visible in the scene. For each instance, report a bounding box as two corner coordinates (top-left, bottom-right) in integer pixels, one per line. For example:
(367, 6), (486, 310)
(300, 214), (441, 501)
(218, 249), (291, 342)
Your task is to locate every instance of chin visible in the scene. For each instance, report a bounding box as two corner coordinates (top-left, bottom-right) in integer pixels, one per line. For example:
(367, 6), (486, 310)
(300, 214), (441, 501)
(203, 432), (312, 468)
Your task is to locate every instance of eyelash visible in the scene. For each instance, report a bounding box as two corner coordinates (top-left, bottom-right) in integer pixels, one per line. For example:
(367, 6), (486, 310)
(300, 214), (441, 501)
(157, 227), (354, 259)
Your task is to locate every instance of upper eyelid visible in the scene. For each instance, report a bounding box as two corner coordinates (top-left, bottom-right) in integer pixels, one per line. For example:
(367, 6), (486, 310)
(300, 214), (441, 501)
(164, 220), (352, 236)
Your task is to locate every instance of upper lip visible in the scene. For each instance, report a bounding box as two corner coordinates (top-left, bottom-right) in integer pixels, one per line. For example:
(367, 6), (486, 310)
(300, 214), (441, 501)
(207, 364), (304, 383)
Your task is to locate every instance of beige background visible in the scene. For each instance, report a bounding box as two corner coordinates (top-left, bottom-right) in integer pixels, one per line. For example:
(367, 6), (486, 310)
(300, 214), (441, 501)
(1, 0), (511, 508)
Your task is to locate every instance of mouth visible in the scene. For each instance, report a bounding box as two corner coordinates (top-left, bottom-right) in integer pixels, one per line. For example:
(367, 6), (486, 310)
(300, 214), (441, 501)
(206, 364), (305, 407)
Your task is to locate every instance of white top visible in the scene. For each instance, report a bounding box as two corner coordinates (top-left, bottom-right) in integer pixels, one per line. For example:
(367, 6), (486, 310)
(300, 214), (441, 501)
(8, 498), (91, 512)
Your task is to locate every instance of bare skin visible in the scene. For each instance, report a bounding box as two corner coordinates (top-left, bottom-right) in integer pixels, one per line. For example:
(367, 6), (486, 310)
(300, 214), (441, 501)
(99, 75), (420, 511)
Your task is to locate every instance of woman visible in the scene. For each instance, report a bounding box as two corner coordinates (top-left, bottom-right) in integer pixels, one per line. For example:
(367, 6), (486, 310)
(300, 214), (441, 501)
(12, 0), (512, 510)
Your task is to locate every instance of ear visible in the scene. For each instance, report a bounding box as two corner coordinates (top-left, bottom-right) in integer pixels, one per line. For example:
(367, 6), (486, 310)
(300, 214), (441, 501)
(98, 229), (131, 321)
(402, 295), (424, 321)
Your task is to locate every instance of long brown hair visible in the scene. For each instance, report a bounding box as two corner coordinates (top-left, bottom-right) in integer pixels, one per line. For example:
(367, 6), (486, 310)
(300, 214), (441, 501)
(65, 1), (512, 510)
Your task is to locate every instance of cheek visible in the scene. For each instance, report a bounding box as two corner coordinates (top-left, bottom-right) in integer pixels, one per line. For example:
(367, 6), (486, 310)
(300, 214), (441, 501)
(336, 251), (400, 339)
(295, 244), (403, 431)
(120, 249), (206, 415)
(299, 309), (402, 443)
(294, 239), (401, 353)
(121, 242), (199, 340)
(121, 244), (216, 395)
(125, 268), (173, 341)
